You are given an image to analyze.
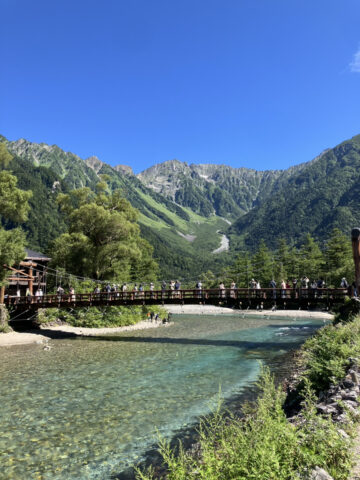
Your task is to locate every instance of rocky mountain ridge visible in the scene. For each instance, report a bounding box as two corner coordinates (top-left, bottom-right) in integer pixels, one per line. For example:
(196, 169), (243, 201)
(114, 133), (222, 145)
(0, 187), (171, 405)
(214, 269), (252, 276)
(136, 156), (319, 218)
(3, 132), (360, 277)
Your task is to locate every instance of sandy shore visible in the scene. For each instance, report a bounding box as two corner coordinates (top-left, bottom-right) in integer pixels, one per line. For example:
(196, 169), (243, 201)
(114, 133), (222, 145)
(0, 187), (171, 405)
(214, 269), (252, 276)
(0, 320), (167, 347)
(165, 304), (334, 319)
(0, 331), (49, 347)
(39, 320), (167, 336)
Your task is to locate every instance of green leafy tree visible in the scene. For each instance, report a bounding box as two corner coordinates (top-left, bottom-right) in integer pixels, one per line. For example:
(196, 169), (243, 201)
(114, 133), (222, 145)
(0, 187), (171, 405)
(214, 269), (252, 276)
(198, 270), (218, 288)
(0, 144), (32, 285)
(324, 228), (353, 287)
(50, 182), (158, 282)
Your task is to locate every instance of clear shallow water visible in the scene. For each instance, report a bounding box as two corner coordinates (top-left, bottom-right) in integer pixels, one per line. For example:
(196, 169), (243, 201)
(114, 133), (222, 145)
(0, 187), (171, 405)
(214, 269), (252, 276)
(0, 314), (327, 479)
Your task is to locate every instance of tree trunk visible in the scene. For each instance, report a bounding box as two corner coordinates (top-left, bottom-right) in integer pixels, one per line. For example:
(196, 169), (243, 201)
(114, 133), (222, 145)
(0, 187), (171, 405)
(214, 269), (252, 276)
(0, 304), (9, 330)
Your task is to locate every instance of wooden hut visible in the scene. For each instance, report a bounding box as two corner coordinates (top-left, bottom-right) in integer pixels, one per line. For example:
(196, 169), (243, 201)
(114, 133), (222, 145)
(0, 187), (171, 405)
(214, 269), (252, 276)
(5, 249), (51, 297)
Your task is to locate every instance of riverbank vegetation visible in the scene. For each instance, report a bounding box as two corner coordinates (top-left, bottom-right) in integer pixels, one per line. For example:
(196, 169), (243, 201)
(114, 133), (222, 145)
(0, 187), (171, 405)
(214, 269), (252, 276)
(37, 304), (167, 328)
(137, 313), (360, 480)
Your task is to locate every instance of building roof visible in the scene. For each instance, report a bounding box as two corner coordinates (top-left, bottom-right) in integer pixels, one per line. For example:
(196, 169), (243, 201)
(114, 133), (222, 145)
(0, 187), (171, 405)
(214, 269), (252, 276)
(25, 248), (51, 262)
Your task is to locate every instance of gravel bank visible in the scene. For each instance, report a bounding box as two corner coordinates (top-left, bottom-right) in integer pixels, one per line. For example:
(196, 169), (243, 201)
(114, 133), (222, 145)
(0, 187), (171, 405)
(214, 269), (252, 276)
(0, 320), (168, 347)
(165, 304), (333, 319)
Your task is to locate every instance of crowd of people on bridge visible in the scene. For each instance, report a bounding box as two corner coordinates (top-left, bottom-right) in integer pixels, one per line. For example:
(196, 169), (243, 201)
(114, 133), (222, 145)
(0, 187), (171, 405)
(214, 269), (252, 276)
(7, 274), (351, 306)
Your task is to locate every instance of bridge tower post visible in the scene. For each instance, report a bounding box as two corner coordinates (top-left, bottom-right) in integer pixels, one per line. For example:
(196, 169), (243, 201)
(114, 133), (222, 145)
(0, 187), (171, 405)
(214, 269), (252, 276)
(351, 228), (360, 295)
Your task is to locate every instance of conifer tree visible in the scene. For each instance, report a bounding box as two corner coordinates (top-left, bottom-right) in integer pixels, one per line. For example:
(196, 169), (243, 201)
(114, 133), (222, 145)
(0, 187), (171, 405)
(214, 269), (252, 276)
(231, 252), (254, 287)
(252, 240), (274, 286)
(324, 228), (353, 287)
(298, 234), (324, 282)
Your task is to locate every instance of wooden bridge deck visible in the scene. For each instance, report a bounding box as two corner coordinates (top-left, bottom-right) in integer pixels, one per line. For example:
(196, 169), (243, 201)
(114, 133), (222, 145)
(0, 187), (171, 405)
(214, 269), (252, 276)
(5, 288), (348, 312)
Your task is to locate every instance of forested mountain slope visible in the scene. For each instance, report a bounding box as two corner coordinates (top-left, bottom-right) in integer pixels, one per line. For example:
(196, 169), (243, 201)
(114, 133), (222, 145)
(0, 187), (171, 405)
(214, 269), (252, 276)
(2, 132), (360, 277)
(229, 135), (360, 250)
(0, 136), (230, 278)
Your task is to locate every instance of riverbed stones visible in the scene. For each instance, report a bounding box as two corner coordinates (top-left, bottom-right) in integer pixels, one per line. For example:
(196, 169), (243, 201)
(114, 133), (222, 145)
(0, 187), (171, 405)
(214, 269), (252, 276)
(309, 466), (334, 480)
(350, 370), (360, 385)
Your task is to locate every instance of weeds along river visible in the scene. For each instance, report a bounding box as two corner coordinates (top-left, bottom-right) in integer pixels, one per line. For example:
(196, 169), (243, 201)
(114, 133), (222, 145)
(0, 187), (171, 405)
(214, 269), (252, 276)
(0, 313), (328, 480)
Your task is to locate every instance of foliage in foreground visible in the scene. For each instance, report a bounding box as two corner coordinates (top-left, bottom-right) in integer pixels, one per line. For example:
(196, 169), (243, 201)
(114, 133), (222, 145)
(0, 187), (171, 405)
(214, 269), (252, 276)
(137, 369), (352, 480)
(136, 314), (360, 480)
(37, 305), (167, 328)
(301, 315), (360, 393)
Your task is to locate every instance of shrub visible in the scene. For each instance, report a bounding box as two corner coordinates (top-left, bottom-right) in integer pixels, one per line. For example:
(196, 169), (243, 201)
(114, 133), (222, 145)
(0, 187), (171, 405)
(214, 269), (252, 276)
(136, 368), (352, 480)
(37, 305), (167, 328)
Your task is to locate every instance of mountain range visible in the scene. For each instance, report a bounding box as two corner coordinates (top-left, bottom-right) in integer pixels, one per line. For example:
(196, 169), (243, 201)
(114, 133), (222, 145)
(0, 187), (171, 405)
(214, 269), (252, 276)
(1, 133), (360, 278)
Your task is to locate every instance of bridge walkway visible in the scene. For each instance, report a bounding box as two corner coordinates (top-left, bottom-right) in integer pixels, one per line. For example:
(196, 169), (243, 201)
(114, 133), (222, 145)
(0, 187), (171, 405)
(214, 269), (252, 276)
(5, 287), (348, 312)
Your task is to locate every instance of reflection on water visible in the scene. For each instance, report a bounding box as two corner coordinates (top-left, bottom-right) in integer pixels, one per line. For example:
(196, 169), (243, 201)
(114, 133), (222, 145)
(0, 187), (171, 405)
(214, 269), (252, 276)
(0, 314), (326, 479)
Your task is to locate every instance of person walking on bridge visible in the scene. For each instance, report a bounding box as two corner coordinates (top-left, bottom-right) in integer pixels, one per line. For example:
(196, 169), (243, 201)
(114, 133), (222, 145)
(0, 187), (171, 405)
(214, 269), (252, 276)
(69, 286), (75, 303)
(175, 280), (181, 298)
(161, 280), (167, 299)
(57, 285), (64, 301)
(269, 279), (276, 299)
(196, 280), (203, 299)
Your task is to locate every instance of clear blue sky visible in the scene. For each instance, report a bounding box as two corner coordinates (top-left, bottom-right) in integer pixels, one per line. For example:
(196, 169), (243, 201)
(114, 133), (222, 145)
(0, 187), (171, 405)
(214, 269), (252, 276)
(1, 0), (360, 173)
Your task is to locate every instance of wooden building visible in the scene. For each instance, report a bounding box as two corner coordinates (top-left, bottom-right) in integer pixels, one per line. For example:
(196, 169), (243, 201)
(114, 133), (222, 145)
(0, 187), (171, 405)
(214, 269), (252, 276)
(5, 249), (51, 297)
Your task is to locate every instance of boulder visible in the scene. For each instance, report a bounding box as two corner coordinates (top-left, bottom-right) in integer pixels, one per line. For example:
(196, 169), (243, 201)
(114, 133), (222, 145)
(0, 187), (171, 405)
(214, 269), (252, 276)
(309, 466), (334, 480)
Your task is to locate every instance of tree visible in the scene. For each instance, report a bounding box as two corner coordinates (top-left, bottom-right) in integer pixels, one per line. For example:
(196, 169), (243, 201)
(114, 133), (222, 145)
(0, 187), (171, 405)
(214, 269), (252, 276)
(298, 234), (324, 282)
(252, 240), (274, 286)
(50, 182), (158, 282)
(0, 144), (32, 285)
(324, 228), (353, 287)
(231, 252), (254, 287)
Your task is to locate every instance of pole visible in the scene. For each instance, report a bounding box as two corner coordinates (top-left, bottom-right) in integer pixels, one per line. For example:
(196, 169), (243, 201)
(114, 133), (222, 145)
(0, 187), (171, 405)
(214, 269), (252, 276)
(351, 228), (360, 295)
(29, 264), (33, 295)
(0, 285), (4, 304)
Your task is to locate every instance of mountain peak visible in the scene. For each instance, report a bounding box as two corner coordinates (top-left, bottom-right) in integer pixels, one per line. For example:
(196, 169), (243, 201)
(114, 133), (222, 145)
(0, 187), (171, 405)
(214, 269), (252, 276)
(113, 164), (134, 175)
(85, 156), (104, 173)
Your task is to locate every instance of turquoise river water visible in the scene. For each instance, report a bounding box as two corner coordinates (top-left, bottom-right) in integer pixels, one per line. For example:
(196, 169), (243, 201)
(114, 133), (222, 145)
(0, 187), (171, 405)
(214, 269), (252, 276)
(0, 314), (327, 479)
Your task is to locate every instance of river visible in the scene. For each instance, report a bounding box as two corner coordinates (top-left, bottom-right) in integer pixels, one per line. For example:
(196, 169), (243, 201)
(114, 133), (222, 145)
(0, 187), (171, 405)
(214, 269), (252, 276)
(0, 313), (327, 479)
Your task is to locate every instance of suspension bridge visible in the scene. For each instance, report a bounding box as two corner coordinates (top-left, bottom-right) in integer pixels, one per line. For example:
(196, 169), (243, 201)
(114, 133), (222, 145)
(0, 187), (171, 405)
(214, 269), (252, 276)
(5, 287), (348, 313)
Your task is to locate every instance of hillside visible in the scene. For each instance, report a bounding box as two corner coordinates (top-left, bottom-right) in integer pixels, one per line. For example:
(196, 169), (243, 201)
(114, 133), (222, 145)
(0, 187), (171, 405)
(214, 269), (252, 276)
(229, 134), (360, 250)
(137, 160), (280, 218)
(0, 136), (231, 279)
(2, 133), (360, 277)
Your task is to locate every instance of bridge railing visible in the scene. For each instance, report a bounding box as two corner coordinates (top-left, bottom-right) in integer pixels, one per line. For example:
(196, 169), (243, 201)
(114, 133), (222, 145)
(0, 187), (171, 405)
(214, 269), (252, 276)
(4, 287), (348, 307)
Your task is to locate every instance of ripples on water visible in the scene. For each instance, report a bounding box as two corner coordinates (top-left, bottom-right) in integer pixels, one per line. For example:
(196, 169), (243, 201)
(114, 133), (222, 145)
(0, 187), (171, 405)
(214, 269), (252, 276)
(0, 314), (327, 479)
